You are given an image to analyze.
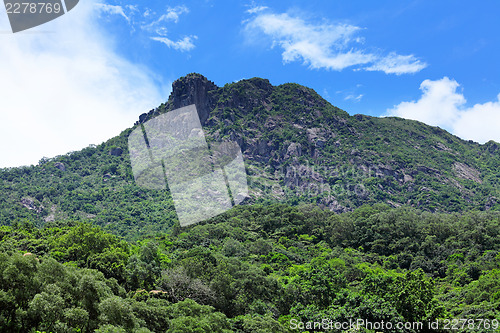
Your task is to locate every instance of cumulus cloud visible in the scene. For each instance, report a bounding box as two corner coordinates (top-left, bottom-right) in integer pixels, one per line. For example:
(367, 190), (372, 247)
(387, 77), (500, 143)
(453, 96), (500, 143)
(244, 11), (426, 74)
(387, 77), (464, 128)
(0, 0), (167, 168)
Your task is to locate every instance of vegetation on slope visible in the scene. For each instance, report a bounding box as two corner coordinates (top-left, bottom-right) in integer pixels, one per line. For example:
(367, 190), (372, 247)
(1, 74), (500, 332)
(1, 204), (500, 332)
(1, 74), (499, 241)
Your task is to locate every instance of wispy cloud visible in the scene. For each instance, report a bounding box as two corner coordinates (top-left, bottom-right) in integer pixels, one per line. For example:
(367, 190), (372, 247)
(94, 3), (196, 52)
(246, 6), (268, 14)
(387, 77), (500, 143)
(95, 3), (130, 22)
(140, 6), (189, 30)
(345, 94), (364, 102)
(244, 11), (426, 74)
(141, 5), (196, 51)
(364, 52), (427, 75)
(336, 84), (364, 103)
(150, 36), (197, 52)
(159, 6), (189, 24)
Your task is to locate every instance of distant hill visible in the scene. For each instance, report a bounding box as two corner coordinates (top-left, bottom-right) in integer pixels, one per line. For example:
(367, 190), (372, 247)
(1, 73), (499, 239)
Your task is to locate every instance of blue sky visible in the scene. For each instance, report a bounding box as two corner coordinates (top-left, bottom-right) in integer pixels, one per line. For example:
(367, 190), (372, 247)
(1, 0), (500, 167)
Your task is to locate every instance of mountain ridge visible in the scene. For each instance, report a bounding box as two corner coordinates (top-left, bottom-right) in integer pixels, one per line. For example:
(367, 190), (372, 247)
(137, 73), (500, 212)
(0, 73), (499, 238)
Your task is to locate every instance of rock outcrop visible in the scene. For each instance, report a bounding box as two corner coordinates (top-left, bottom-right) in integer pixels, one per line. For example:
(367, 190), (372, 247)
(109, 147), (123, 156)
(54, 162), (66, 171)
(170, 73), (218, 125)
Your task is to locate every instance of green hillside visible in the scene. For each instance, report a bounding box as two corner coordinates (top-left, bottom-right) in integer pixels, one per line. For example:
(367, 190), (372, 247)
(1, 74), (500, 332)
(1, 73), (499, 239)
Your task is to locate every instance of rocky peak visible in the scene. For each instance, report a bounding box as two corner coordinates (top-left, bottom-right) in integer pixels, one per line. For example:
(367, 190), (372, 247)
(170, 73), (219, 125)
(219, 78), (274, 113)
(244, 77), (273, 91)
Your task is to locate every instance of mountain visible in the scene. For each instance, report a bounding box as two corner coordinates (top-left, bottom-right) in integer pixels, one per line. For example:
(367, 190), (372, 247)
(1, 73), (499, 239)
(146, 73), (500, 213)
(2, 74), (500, 332)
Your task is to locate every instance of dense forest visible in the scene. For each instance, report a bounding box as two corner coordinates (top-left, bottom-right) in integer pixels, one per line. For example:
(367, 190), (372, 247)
(1, 203), (500, 332)
(2, 74), (500, 332)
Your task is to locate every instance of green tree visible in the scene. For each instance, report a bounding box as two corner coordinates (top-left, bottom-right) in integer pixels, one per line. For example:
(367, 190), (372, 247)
(166, 299), (231, 333)
(28, 284), (65, 331)
(390, 269), (444, 322)
(98, 296), (138, 331)
(63, 307), (89, 332)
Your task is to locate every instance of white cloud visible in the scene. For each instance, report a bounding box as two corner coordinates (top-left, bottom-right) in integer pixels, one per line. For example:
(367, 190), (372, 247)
(150, 36), (197, 52)
(143, 5), (189, 28)
(137, 5), (196, 51)
(453, 95), (500, 143)
(244, 11), (426, 74)
(345, 94), (364, 102)
(158, 6), (189, 24)
(387, 77), (464, 128)
(387, 77), (500, 143)
(95, 3), (130, 22)
(246, 6), (268, 14)
(93, 3), (195, 52)
(364, 52), (427, 75)
(0, 0), (167, 168)
(155, 27), (168, 36)
(126, 4), (139, 13)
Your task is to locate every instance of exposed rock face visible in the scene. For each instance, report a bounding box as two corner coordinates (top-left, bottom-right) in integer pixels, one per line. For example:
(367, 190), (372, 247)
(373, 164), (395, 177)
(170, 73), (218, 125)
(110, 147), (123, 156)
(453, 162), (482, 183)
(134, 74), (218, 126)
(129, 73), (499, 213)
(21, 197), (43, 213)
(218, 78), (274, 114)
(54, 162), (66, 171)
(138, 112), (149, 124)
(44, 205), (57, 222)
(403, 174), (414, 183)
(285, 143), (302, 159)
